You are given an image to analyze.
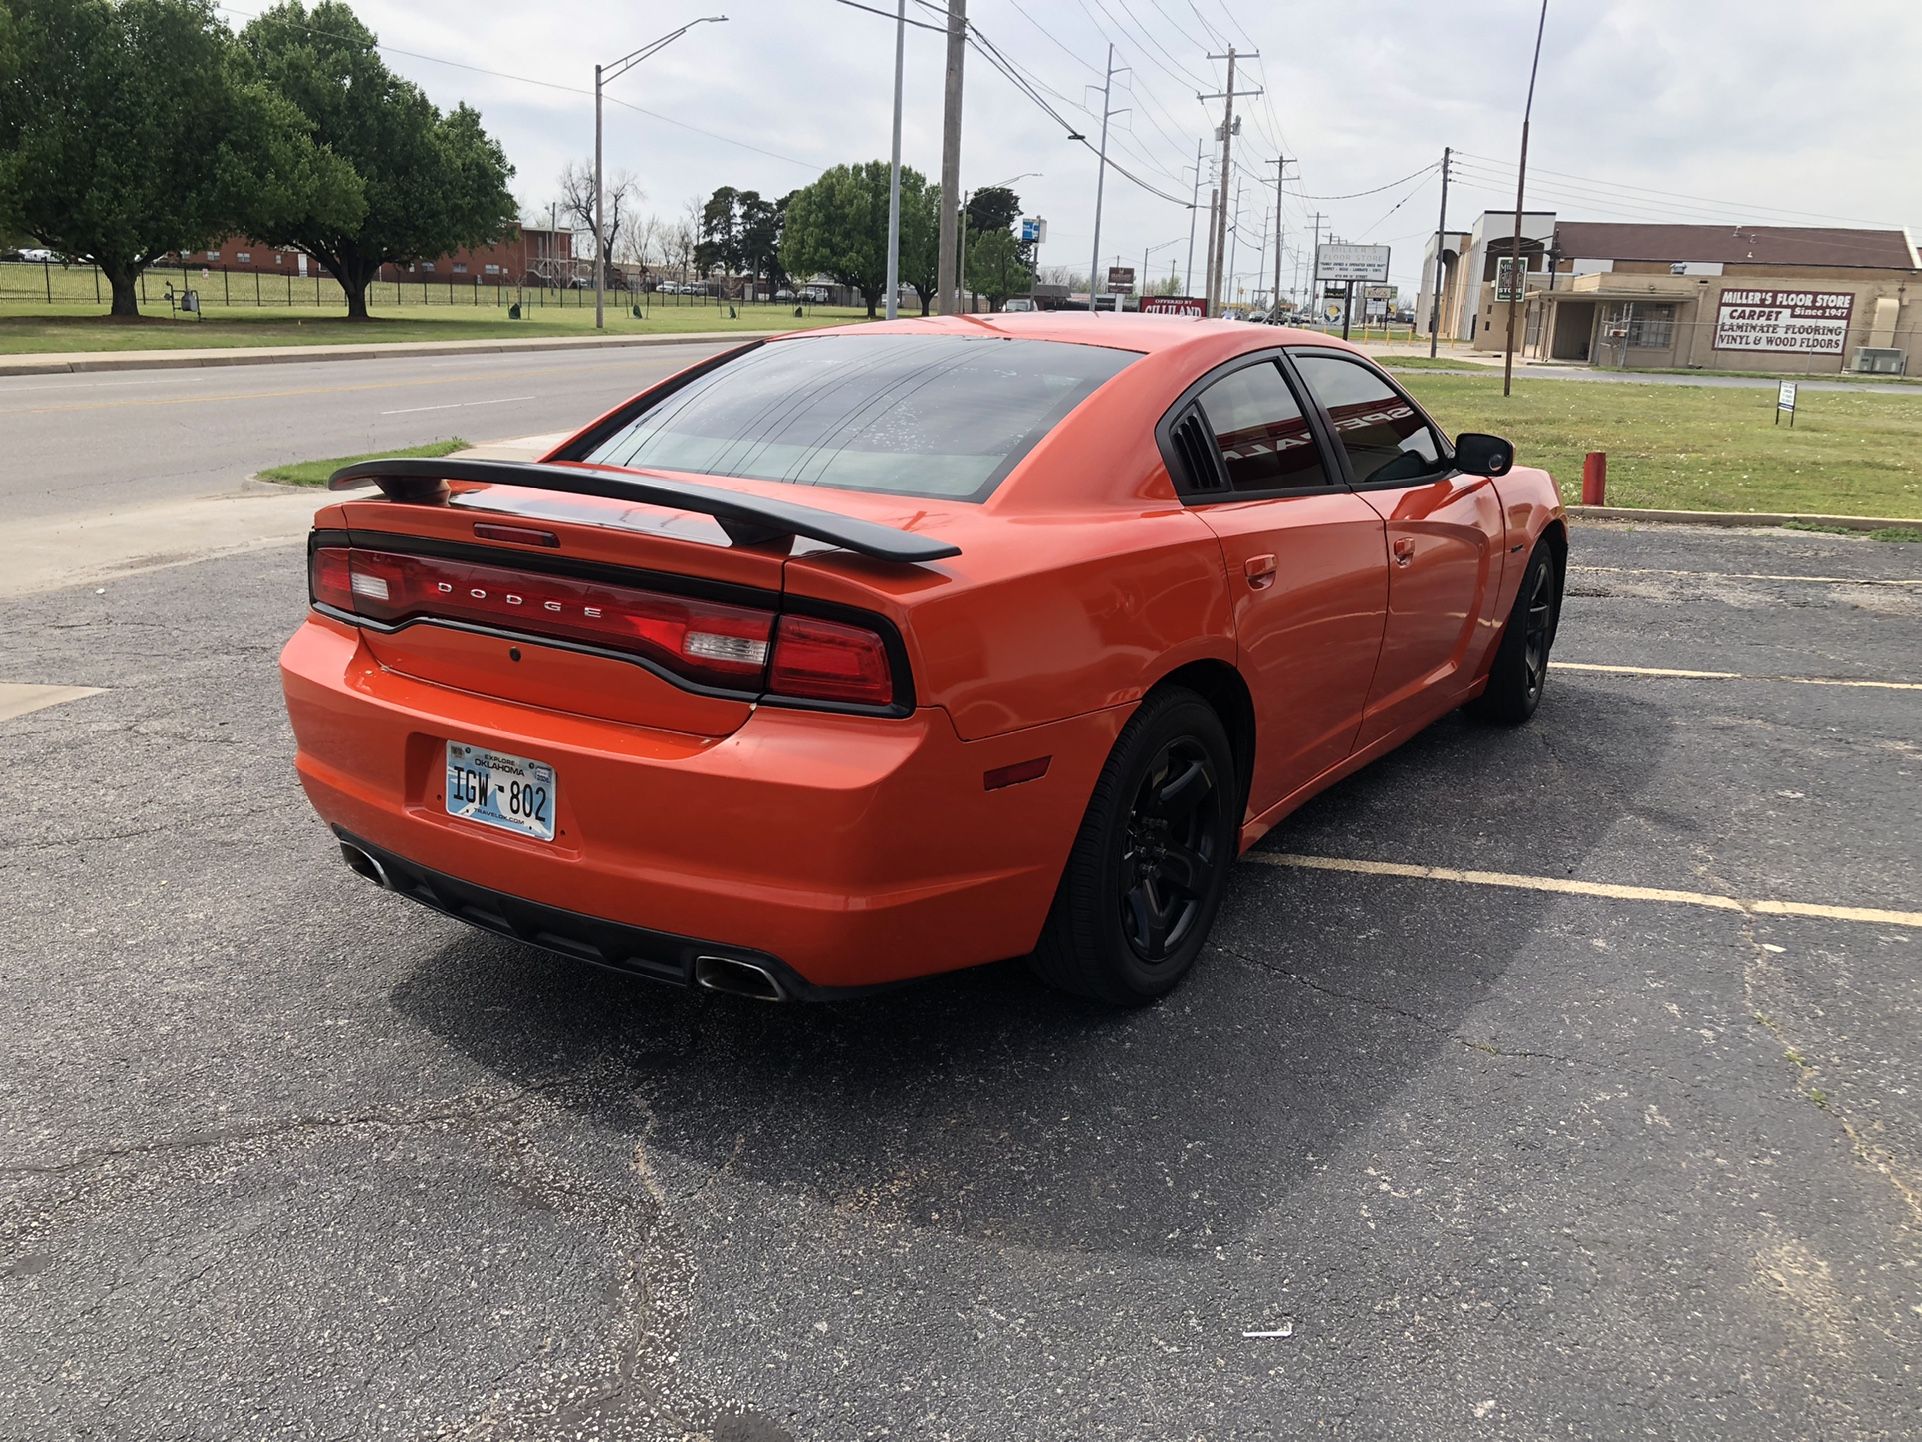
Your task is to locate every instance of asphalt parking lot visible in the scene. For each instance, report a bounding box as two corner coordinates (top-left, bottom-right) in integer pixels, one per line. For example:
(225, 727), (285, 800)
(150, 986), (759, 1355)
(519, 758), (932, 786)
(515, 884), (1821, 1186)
(2, 519), (1918, 1440)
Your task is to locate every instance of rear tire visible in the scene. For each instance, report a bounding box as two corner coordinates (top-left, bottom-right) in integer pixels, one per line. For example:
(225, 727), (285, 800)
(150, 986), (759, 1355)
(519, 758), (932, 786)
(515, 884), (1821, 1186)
(1029, 687), (1237, 1006)
(1469, 541), (1560, 724)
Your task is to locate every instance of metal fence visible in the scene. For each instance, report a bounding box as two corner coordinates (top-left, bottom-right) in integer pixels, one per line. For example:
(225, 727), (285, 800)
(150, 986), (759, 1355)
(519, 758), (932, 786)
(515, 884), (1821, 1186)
(0, 259), (743, 311)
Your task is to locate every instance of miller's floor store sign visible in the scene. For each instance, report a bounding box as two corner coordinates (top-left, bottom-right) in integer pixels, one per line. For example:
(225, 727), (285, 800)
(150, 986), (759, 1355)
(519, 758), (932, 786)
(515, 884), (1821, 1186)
(1713, 289), (1855, 354)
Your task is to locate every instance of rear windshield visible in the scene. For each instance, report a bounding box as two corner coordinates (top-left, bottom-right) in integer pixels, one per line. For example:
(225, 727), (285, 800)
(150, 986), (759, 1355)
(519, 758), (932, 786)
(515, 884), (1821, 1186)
(571, 333), (1138, 502)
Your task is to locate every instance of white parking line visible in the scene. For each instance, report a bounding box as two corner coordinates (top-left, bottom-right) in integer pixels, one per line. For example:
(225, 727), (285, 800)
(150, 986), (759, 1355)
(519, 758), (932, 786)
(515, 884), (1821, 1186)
(1555, 662), (1922, 692)
(1571, 564), (1922, 588)
(1244, 852), (1922, 929)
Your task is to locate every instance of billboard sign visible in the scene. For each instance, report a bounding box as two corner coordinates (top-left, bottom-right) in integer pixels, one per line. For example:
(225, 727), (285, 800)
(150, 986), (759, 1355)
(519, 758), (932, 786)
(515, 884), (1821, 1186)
(1141, 295), (1204, 316)
(1106, 265), (1136, 294)
(1019, 217), (1047, 244)
(1314, 243), (1390, 282)
(1714, 289), (1854, 354)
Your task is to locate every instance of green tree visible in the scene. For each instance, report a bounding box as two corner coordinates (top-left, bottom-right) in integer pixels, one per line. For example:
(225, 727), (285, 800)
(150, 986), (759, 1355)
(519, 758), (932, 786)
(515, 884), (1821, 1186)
(238, 0), (516, 320)
(738, 191), (785, 293)
(0, 0), (359, 318)
(899, 175), (939, 316)
(783, 160), (933, 318)
(694, 185), (740, 276)
(964, 225), (1032, 312)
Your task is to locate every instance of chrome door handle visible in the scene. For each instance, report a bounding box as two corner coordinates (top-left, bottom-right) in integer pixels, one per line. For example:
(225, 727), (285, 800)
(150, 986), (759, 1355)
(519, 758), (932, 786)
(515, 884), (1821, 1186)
(1392, 538), (1415, 567)
(1244, 553), (1277, 589)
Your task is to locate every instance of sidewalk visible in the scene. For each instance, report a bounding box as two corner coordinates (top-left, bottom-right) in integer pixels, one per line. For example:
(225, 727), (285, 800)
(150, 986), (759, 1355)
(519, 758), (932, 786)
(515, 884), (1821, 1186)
(0, 329), (778, 378)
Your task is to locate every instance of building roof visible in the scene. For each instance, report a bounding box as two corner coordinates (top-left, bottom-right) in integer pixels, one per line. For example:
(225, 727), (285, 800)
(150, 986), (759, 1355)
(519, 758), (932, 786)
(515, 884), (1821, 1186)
(1554, 221), (1918, 270)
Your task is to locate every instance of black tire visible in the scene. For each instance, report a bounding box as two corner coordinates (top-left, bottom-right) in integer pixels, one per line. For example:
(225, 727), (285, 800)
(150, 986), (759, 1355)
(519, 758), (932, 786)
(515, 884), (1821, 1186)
(1029, 687), (1237, 1006)
(1469, 541), (1560, 724)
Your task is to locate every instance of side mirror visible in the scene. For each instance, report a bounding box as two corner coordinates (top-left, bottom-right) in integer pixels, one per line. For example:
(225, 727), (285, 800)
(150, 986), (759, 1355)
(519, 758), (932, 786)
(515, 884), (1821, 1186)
(1454, 432), (1513, 477)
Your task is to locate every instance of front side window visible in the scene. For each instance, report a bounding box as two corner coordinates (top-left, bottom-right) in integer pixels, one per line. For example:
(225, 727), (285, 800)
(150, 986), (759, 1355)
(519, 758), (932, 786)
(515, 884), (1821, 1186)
(1194, 360), (1330, 492)
(572, 334), (1138, 501)
(1291, 353), (1444, 485)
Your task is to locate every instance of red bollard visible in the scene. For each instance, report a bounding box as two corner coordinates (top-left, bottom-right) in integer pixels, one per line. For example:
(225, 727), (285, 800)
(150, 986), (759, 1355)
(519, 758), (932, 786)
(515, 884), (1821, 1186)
(1581, 451), (1607, 506)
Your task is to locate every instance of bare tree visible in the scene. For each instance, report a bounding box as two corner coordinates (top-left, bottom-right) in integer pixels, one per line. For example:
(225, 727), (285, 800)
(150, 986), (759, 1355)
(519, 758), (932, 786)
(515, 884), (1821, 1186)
(557, 159), (642, 283)
(619, 211), (663, 283)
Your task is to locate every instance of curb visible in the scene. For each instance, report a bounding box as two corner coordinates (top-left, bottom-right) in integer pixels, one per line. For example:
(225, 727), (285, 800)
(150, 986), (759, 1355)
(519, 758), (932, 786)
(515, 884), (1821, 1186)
(1569, 505), (1921, 533)
(0, 329), (777, 378)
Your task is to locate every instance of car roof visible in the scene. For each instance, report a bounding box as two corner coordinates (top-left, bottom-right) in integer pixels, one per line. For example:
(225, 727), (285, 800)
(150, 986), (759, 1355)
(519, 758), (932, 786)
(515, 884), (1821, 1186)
(792, 311), (1365, 358)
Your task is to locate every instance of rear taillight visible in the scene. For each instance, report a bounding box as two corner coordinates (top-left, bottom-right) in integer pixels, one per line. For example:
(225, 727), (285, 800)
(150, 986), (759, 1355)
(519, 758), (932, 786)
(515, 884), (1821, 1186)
(309, 545), (899, 708)
(310, 545), (771, 689)
(767, 615), (894, 707)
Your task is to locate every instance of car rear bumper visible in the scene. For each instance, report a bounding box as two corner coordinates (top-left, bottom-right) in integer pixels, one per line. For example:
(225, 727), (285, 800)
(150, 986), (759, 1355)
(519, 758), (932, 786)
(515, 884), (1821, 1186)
(280, 615), (1124, 989)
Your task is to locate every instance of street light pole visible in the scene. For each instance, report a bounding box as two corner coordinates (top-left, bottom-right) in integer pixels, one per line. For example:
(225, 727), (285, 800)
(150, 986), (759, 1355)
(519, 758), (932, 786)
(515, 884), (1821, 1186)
(594, 16), (728, 331)
(1087, 45), (1119, 315)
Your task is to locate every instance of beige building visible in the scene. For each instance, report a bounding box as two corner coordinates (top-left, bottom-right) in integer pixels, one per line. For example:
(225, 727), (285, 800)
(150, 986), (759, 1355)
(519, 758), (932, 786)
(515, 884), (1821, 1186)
(1421, 217), (1920, 374)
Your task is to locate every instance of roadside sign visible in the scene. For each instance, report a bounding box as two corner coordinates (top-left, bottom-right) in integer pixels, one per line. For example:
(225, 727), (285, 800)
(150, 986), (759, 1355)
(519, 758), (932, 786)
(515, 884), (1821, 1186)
(1775, 379), (1798, 427)
(1314, 243), (1390, 282)
(1141, 295), (1204, 316)
(1495, 255), (1523, 302)
(1106, 265), (1136, 294)
(1019, 217), (1047, 244)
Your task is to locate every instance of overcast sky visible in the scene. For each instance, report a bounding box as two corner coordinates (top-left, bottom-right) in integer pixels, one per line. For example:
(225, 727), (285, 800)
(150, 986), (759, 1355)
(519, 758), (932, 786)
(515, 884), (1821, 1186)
(296, 0), (1921, 300)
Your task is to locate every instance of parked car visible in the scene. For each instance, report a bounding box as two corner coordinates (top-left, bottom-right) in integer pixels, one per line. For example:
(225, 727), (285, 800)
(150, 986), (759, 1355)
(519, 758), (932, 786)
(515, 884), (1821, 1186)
(1002, 297), (1035, 313)
(284, 315), (1564, 1005)
(774, 288), (796, 301)
(799, 286), (828, 303)
(18, 247), (53, 263)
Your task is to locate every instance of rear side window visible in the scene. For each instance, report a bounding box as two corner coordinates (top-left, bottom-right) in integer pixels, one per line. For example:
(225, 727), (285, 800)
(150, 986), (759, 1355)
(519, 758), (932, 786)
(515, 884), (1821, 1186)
(1291, 353), (1444, 485)
(1194, 360), (1331, 493)
(573, 334), (1138, 502)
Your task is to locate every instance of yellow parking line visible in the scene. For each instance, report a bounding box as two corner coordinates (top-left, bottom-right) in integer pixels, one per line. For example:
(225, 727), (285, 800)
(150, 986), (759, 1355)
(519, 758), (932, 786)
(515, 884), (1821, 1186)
(1243, 852), (1922, 929)
(1572, 564), (1922, 588)
(1555, 661), (1922, 692)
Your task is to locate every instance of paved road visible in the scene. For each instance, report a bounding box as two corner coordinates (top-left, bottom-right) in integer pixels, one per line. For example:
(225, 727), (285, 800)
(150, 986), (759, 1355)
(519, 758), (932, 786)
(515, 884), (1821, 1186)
(0, 341), (735, 524)
(2, 517), (1918, 1438)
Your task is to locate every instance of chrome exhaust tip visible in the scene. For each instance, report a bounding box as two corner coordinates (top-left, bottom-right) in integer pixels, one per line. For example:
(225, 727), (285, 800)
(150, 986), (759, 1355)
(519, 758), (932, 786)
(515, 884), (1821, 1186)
(693, 955), (786, 1002)
(338, 841), (390, 889)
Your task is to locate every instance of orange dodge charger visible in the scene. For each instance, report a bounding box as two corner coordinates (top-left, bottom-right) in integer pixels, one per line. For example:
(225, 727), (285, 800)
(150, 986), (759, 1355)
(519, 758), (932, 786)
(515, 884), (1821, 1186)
(281, 314), (1564, 1005)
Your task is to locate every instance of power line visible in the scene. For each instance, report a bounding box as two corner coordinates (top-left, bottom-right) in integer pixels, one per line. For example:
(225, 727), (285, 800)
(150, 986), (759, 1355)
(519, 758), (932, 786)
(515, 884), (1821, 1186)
(1283, 163), (1440, 201)
(1456, 150), (1903, 230)
(831, 0), (947, 31)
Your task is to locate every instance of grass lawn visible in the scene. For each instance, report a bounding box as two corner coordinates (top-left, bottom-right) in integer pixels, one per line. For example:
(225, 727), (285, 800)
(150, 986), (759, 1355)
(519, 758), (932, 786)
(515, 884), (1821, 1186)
(1397, 371), (1922, 518)
(258, 438), (468, 487)
(0, 299), (875, 354)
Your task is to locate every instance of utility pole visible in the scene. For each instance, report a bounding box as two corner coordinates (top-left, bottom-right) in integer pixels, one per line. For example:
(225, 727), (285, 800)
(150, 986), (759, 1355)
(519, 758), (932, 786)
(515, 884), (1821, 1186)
(1184, 137), (1204, 297)
(885, 0), (906, 320)
(1198, 47), (1260, 316)
(1308, 210), (1325, 321)
(1270, 155), (1290, 318)
(1427, 146), (1450, 357)
(1504, 0), (1549, 395)
(935, 0), (967, 315)
(1225, 175), (1243, 309)
(1086, 44), (1124, 316)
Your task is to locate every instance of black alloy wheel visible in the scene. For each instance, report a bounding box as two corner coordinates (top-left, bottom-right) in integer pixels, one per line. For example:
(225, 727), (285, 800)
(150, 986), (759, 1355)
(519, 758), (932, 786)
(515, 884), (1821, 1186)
(1118, 737), (1221, 964)
(1030, 686), (1237, 1005)
(1520, 557), (1555, 706)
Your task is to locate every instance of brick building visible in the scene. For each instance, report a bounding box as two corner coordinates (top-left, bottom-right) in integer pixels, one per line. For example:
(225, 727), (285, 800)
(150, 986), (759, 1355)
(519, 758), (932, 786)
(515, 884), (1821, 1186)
(167, 224), (577, 286)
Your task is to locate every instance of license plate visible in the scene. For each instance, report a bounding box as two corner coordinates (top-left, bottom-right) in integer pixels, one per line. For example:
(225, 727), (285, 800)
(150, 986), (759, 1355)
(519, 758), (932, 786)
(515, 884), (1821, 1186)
(445, 742), (556, 842)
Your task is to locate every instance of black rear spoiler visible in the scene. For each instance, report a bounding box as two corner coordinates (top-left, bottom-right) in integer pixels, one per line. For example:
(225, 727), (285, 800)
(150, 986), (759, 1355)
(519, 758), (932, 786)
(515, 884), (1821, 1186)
(327, 457), (961, 564)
